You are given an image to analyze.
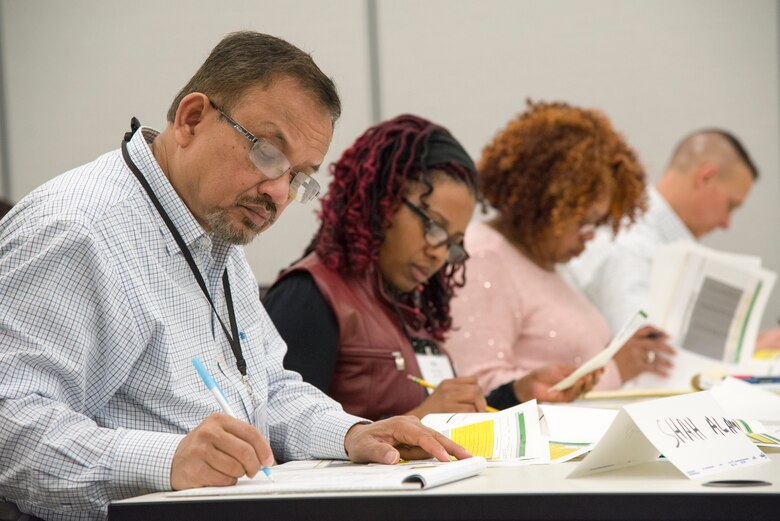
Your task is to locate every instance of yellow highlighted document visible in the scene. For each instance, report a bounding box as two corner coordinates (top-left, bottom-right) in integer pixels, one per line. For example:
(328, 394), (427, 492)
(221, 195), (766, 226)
(450, 420), (495, 459)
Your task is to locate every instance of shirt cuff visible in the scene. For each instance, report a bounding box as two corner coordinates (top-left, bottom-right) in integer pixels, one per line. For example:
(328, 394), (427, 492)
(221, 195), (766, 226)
(486, 381), (520, 409)
(308, 410), (371, 459)
(111, 428), (184, 495)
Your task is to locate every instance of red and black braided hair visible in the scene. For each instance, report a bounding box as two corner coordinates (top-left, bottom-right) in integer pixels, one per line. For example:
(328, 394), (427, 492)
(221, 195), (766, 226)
(311, 114), (479, 339)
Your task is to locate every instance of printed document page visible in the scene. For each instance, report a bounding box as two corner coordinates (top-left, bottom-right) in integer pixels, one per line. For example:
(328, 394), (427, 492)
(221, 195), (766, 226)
(633, 241), (776, 389)
(168, 457), (487, 497)
(422, 401), (547, 464)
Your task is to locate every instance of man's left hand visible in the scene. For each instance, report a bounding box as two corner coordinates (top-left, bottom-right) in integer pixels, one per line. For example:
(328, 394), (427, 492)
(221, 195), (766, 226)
(343, 416), (472, 464)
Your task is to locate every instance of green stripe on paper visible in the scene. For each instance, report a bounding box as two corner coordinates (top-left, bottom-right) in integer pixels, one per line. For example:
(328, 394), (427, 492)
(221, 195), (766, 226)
(517, 413), (526, 458)
(735, 281), (763, 362)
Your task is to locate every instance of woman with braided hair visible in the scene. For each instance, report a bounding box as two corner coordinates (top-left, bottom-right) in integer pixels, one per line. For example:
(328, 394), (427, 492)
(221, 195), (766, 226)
(264, 114), (592, 420)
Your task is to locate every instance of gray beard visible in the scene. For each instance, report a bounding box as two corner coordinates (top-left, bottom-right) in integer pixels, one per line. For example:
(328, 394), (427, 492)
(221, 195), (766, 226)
(205, 195), (278, 245)
(205, 207), (273, 245)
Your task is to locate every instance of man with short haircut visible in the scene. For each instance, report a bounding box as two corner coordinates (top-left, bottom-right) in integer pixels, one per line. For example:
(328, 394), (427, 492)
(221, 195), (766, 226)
(0, 32), (468, 521)
(564, 129), (758, 336)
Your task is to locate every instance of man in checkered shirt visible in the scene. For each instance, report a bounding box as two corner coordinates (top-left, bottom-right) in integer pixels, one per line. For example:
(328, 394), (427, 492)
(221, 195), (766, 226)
(0, 31), (469, 521)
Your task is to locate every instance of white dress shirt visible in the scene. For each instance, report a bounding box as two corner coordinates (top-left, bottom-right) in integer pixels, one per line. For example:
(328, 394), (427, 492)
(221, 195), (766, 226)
(563, 187), (695, 334)
(0, 127), (362, 521)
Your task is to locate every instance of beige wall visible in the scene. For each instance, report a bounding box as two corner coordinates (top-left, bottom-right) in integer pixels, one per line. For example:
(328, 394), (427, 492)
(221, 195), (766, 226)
(2, 0), (779, 325)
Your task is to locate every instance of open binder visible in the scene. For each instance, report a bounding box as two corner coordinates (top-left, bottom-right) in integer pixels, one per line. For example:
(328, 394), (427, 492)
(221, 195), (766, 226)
(629, 241), (776, 389)
(167, 456), (486, 497)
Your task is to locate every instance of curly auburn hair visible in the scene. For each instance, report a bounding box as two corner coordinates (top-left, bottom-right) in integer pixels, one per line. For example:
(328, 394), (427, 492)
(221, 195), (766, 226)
(479, 100), (646, 258)
(310, 114), (479, 339)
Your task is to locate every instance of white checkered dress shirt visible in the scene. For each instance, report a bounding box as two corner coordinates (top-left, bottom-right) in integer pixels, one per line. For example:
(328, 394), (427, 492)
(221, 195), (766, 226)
(0, 127), (363, 521)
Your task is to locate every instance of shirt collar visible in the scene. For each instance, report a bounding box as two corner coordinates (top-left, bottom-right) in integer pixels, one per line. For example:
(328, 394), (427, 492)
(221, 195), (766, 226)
(649, 186), (696, 243)
(126, 127), (222, 256)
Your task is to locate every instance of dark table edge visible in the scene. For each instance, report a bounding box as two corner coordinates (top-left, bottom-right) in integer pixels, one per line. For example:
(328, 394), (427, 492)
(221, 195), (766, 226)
(108, 491), (779, 521)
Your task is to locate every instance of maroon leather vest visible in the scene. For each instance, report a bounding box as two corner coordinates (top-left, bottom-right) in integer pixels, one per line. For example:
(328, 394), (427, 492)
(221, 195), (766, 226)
(278, 253), (432, 420)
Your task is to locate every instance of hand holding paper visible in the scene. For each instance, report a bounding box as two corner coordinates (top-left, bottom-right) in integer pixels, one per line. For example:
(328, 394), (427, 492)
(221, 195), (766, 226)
(551, 310), (649, 391)
(639, 241), (777, 389)
(613, 326), (675, 381)
(514, 364), (601, 402)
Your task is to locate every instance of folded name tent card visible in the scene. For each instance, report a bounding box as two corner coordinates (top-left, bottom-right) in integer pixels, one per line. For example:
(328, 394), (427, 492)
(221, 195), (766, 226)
(539, 405), (619, 463)
(168, 456), (487, 497)
(568, 391), (768, 480)
(539, 404), (618, 445)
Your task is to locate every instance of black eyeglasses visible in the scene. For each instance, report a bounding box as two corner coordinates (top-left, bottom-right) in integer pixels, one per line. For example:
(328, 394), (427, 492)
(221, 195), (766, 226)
(209, 99), (320, 204)
(402, 198), (469, 265)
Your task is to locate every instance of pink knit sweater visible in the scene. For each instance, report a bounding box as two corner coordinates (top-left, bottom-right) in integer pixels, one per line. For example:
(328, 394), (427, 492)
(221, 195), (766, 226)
(445, 221), (623, 394)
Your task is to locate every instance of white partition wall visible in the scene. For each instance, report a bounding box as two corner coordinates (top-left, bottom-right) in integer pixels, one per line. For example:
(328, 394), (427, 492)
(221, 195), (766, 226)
(376, 0), (780, 326)
(2, 0), (779, 325)
(0, 0), (372, 283)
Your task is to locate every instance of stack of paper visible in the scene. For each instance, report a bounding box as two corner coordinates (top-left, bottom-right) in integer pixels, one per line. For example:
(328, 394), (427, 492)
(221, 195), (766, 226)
(422, 401), (548, 465)
(709, 377), (780, 423)
(631, 241), (776, 389)
(422, 402), (620, 465)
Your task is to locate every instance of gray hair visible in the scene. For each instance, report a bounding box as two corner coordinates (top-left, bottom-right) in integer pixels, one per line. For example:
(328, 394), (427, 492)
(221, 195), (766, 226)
(167, 31), (341, 123)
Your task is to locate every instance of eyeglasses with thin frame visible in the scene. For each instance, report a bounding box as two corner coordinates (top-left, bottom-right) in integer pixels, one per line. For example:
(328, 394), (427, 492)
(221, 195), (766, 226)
(402, 198), (469, 265)
(209, 99), (320, 204)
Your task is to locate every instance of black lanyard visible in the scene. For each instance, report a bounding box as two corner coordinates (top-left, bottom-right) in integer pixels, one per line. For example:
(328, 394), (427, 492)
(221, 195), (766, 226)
(121, 118), (247, 376)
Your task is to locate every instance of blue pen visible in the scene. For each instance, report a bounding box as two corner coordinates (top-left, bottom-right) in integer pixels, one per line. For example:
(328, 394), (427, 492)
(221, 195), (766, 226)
(192, 356), (274, 482)
(732, 375), (780, 384)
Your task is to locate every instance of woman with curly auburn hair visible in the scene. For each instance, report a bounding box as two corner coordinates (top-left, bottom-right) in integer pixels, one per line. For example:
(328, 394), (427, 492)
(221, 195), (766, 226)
(265, 114), (532, 420)
(445, 101), (675, 407)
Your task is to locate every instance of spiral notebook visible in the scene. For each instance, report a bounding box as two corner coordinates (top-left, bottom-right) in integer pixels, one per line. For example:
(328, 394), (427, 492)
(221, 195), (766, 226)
(168, 457), (486, 497)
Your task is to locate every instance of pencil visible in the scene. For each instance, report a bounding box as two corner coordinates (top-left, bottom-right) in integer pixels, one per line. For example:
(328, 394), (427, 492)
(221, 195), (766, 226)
(406, 375), (500, 412)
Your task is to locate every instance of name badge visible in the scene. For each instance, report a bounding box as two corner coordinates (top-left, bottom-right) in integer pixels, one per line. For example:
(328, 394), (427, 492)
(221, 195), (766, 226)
(415, 353), (456, 392)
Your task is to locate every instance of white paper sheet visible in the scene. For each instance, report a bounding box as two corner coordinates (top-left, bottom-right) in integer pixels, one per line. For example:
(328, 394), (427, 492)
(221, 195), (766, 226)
(552, 310), (648, 391)
(167, 457), (487, 497)
(540, 404), (618, 444)
(638, 241), (777, 390)
(710, 376), (780, 422)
